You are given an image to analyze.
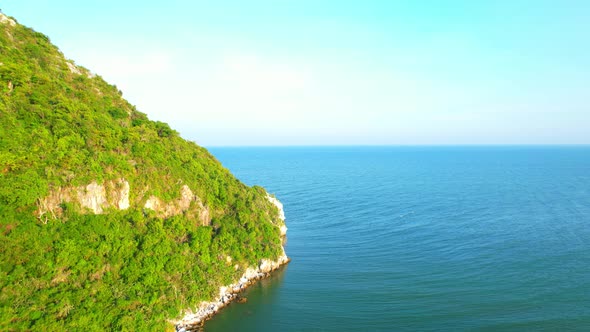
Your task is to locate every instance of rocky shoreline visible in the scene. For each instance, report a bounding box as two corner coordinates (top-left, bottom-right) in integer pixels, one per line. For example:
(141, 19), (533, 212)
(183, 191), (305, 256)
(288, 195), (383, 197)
(172, 254), (290, 331)
(172, 194), (289, 331)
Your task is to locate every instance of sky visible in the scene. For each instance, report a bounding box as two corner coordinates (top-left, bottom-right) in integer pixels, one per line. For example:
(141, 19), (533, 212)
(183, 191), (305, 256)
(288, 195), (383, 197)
(2, 1), (589, 146)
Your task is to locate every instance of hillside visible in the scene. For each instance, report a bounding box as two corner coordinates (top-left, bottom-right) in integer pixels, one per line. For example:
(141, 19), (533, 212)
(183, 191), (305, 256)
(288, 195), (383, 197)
(0, 12), (287, 330)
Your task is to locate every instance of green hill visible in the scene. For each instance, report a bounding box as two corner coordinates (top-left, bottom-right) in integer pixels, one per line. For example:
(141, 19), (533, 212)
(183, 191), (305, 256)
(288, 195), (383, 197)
(0, 12), (286, 330)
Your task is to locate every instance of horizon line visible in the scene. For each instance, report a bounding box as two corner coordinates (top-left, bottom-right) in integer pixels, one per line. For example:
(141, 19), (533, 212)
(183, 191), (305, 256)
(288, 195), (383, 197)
(204, 143), (590, 148)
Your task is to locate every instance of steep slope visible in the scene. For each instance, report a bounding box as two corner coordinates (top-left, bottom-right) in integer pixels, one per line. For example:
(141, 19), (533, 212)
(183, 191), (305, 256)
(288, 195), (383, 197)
(0, 12), (287, 330)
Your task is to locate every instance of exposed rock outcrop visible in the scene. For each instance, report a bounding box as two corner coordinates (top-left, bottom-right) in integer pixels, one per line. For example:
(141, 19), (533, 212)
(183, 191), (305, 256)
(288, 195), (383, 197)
(0, 13), (16, 27)
(37, 179), (131, 220)
(112, 179), (130, 210)
(267, 194), (288, 237)
(66, 61), (82, 75)
(144, 185), (211, 225)
(76, 181), (108, 214)
(36, 180), (211, 224)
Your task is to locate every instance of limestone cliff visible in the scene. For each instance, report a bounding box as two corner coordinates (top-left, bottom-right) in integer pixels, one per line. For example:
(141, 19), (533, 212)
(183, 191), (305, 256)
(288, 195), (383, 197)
(37, 180), (211, 225)
(143, 185), (210, 224)
(267, 194), (288, 237)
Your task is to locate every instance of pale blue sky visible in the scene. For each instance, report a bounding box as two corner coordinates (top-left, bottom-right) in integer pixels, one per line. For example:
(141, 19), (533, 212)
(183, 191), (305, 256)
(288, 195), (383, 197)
(3, 1), (589, 145)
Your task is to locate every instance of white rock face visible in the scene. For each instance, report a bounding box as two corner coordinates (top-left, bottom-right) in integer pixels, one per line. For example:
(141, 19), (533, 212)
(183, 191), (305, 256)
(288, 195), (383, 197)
(144, 195), (161, 211)
(267, 194), (288, 237)
(116, 180), (130, 210)
(143, 185), (210, 224)
(37, 178), (131, 218)
(36, 180), (212, 221)
(0, 13), (16, 27)
(178, 185), (194, 211)
(66, 61), (82, 75)
(266, 194), (285, 221)
(77, 182), (107, 214)
(279, 224), (288, 237)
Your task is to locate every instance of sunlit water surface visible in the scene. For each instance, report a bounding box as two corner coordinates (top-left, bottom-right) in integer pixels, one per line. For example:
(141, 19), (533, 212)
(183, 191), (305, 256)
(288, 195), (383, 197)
(204, 146), (590, 331)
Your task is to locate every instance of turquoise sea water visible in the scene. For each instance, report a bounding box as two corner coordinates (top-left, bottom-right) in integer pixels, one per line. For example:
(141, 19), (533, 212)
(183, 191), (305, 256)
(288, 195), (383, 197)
(205, 146), (590, 331)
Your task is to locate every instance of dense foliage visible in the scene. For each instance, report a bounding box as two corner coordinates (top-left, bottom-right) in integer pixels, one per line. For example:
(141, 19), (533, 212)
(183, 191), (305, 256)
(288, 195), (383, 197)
(0, 13), (283, 330)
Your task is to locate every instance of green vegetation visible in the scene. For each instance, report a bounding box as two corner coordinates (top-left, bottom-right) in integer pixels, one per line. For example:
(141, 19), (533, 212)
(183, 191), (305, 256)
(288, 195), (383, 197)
(0, 13), (284, 330)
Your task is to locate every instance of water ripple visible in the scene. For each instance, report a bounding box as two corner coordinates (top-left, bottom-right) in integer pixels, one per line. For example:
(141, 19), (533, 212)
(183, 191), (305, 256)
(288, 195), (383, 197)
(207, 146), (590, 331)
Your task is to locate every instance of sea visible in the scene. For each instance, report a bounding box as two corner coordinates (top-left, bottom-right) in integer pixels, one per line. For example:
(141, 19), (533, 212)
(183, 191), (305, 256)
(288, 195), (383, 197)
(205, 146), (590, 331)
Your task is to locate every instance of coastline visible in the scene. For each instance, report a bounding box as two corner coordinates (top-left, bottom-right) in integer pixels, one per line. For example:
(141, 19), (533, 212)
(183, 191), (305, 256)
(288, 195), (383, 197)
(172, 194), (289, 331)
(173, 254), (290, 331)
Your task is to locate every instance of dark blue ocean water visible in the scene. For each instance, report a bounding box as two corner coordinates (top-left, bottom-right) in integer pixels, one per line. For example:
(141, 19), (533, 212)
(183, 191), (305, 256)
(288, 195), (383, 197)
(205, 146), (590, 331)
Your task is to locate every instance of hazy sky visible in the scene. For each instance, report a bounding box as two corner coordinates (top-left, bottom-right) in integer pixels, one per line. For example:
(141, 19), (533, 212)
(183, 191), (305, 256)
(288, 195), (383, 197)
(3, 1), (589, 146)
